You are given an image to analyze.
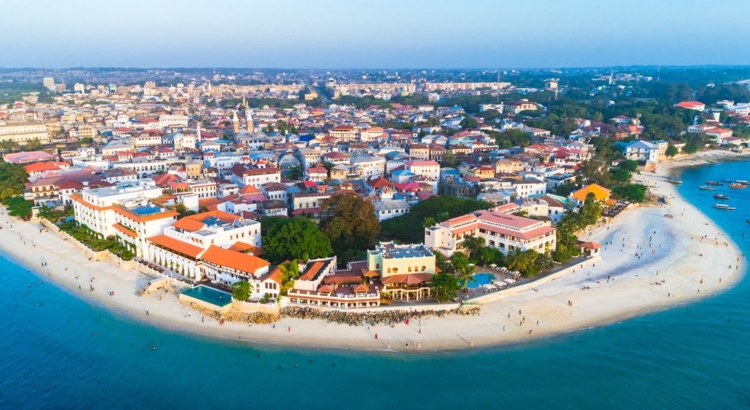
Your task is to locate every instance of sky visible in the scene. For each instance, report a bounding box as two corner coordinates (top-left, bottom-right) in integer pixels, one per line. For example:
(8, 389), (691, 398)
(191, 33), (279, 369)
(2, 0), (750, 69)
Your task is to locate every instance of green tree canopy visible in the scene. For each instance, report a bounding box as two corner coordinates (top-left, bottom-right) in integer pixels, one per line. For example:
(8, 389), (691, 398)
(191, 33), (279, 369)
(612, 184), (647, 203)
(263, 217), (333, 264)
(231, 280), (252, 301)
(429, 273), (461, 302)
(320, 194), (380, 255)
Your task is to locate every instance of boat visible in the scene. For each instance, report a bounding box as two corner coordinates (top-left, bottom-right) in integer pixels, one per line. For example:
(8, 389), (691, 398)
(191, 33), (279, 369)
(699, 186), (716, 191)
(666, 178), (682, 185)
(729, 183), (746, 189)
(736, 180), (748, 185)
(723, 179), (733, 183)
(705, 181), (723, 186)
(712, 204), (736, 211)
(713, 194), (730, 200)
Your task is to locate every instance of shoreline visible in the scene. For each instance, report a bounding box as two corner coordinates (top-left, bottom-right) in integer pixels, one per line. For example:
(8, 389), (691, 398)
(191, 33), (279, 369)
(2, 149), (748, 352)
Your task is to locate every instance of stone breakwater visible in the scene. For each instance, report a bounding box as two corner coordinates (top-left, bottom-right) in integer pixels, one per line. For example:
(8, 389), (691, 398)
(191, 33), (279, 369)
(279, 306), (481, 326)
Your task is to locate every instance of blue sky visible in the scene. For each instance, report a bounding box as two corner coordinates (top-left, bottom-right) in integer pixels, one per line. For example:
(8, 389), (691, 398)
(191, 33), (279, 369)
(2, 0), (749, 68)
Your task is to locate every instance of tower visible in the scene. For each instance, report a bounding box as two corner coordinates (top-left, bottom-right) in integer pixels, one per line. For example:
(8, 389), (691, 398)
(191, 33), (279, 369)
(196, 121), (202, 141)
(232, 111), (239, 135)
(243, 97), (254, 134)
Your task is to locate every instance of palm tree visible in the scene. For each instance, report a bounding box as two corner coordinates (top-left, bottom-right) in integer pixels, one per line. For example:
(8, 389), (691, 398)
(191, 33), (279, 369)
(505, 248), (530, 275)
(456, 263), (476, 292)
(459, 235), (485, 260)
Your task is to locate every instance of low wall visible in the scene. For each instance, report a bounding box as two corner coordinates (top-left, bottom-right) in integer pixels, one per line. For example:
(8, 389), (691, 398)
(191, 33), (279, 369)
(470, 255), (602, 304)
(179, 293), (232, 314)
(40, 218), (132, 269)
(280, 297), (460, 313)
(232, 301), (280, 315)
(140, 277), (171, 295)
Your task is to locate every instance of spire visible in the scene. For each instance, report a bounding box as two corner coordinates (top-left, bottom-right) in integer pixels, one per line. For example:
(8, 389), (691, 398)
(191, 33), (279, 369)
(246, 107), (254, 133)
(232, 111), (239, 134)
(196, 121), (202, 140)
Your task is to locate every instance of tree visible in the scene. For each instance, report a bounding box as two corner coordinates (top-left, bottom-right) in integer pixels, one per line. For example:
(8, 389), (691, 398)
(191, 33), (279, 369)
(477, 246), (504, 267)
(612, 184), (647, 203)
(505, 248), (531, 274)
(440, 150), (460, 168)
(456, 264), (477, 292)
(665, 144), (679, 158)
(459, 235), (485, 261)
(429, 273), (461, 302)
(263, 217), (333, 263)
(460, 116), (478, 129)
(231, 280), (252, 301)
(320, 194), (380, 255)
(22, 139), (42, 151)
(287, 164), (303, 180)
(174, 204), (197, 219)
(450, 252), (471, 275)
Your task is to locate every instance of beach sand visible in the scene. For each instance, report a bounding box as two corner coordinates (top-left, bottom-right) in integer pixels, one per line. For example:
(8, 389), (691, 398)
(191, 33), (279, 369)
(1, 150), (747, 352)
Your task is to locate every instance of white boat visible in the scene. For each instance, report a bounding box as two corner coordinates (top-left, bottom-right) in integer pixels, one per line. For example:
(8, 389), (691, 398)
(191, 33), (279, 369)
(712, 204), (736, 211)
(699, 186), (716, 191)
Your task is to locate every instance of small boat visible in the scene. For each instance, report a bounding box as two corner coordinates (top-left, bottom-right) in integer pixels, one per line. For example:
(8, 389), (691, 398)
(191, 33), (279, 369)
(705, 181), (723, 186)
(736, 180), (748, 186)
(729, 183), (746, 189)
(713, 204), (736, 211)
(713, 194), (730, 200)
(666, 178), (682, 184)
(699, 186), (716, 191)
(722, 179), (733, 183)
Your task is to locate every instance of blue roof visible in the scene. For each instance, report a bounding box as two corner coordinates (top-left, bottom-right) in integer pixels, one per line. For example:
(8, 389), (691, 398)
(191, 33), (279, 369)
(299, 135), (316, 142)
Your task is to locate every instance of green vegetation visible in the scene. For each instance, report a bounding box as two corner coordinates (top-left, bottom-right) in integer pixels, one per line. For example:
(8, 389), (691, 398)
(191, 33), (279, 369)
(451, 252), (476, 291)
(553, 193), (602, 263)
(58, 221), (134, 260)
(2, 196), (33, 218)
(429, 272), (462, 302)
(381, 196), (493, 243)
(277, 260), (300, 296)
(612, 184), (647, 203)
(37, 205), (73, 223)
(665, 144), (679, 157)
(320, 194), (380, 263)
(262, 217), (333, 264)
(486, 129), (531, 149)
(0, 161), (28, 200)
(231, 280), (252, 301)
(174, 204), (197, 219)
(505, 249), (554, 278)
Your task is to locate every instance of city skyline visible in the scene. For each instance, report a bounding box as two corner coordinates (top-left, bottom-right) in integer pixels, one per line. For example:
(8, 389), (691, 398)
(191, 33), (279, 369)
(4, 0), (750, 69)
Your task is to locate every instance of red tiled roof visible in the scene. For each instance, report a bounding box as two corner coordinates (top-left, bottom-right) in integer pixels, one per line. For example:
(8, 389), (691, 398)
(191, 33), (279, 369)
(201, 245), (269, 275)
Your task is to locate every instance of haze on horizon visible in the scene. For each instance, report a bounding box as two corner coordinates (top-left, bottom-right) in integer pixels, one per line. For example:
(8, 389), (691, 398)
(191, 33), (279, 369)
(3, 0), (750, 69)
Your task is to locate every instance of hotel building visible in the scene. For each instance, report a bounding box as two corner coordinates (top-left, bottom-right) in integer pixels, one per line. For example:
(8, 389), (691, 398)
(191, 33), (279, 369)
(425, 210), (557, 257)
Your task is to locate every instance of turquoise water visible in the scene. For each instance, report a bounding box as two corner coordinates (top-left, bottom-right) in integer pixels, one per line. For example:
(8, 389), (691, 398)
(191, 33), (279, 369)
(468, 273), (495, 288)
(182, 285), (232, 307)
(1, 160), (750, 409)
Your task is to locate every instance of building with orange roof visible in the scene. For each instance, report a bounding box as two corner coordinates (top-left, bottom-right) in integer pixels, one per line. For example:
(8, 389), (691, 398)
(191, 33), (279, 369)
(569, 183), (611, 205)
(71, 179), (179, 259)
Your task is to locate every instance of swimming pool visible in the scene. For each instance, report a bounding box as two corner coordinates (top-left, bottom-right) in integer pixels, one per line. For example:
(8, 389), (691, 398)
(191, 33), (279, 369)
(467, 273), (495, 289)
(182, 285), (233, 307)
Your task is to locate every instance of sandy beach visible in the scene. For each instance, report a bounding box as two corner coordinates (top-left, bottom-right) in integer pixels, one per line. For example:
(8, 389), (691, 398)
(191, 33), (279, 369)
(2, 150), (748, 352)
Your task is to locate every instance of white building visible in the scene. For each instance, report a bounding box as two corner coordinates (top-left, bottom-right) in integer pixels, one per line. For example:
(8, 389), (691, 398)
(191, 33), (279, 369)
(425, 210), (557, 257)
(622, 140), (658, 162)
(71, 179), (178, 259)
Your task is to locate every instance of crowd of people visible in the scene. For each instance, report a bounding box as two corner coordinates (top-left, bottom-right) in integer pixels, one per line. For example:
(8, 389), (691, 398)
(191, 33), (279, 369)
(279, 306), (481, 326)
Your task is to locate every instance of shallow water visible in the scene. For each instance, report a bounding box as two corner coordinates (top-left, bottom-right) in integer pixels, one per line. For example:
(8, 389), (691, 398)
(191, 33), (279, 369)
(1, 160), (749, 409)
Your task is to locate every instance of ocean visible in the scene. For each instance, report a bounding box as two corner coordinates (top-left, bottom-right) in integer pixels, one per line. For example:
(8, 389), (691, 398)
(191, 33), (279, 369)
(1, 160), (749, 409)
